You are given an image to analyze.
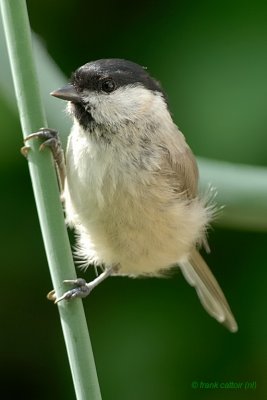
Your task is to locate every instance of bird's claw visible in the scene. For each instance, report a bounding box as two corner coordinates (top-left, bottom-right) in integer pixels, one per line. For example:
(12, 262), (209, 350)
(23, 128), (63, 164)
(22, 128), (66, 193)
(24, 128), (60, 151)
(47, 269), (113, 304)
(49, 278), (93, 304)
(21, 128), (60, 158)
(21, 145), (31, 158)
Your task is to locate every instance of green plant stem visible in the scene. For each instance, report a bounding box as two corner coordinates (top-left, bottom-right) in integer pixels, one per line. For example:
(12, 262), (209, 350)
(0, 1), (102, 399)
(198, 158), (267, 231)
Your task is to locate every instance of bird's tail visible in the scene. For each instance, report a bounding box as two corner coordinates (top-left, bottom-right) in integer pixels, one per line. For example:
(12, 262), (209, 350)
(179, 249), (238, 332)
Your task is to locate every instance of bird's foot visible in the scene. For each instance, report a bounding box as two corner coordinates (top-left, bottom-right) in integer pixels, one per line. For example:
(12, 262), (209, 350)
(48, 278), (92, 303)
(23, 127), (60, 153)
(47, 268), (114, 304)
(22, 128), (66, 192)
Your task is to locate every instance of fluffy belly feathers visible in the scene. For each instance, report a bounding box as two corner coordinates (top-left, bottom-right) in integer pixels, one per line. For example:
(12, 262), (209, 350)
(64, 129), (208, 276)
(64, 172), (207, 276)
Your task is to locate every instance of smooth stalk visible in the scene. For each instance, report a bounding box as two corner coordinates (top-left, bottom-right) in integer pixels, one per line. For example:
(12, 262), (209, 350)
(0, 1), (102, 399)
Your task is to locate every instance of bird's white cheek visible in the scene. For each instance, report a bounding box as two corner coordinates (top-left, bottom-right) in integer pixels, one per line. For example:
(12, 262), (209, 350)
(82, 86), (158, 124)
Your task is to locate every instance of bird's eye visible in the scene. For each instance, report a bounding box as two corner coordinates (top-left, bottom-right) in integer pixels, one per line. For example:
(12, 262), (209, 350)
(101, 78), (116, 93)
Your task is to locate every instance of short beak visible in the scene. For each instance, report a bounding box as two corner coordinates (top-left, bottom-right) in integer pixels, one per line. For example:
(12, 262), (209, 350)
(50, 84), (81, 102)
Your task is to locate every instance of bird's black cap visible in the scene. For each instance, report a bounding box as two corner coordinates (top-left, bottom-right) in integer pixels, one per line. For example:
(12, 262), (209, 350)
(71, 58), (165, 97)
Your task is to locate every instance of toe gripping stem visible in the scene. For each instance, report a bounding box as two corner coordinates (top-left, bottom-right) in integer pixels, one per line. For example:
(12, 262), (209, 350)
(47, 268), (114, 304)
(23, 128), (66, 194)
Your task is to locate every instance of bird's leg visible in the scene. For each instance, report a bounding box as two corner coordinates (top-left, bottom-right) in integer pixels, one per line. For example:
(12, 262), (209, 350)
(47, 268), (114, 303)
(22, 128), (66, 195)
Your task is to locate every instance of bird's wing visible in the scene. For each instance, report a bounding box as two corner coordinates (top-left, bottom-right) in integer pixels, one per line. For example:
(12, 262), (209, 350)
(162, 127), (199, 199)
(164, 127), (237, 331)
(174, 145), (199, 198)
(164, 127), (214, 253)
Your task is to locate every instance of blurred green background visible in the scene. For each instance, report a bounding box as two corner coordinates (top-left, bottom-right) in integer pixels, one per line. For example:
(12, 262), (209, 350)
(0, 0), (266, 399)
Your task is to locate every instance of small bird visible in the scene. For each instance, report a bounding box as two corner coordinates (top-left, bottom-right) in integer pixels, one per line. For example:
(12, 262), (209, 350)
(27, 59), (238, 332)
